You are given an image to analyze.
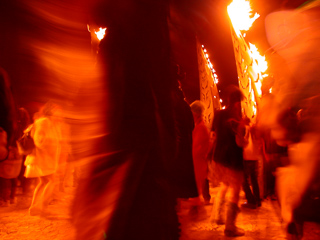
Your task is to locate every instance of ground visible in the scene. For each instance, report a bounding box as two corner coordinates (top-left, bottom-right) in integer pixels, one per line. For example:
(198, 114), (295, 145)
(1, 186), (320, 240)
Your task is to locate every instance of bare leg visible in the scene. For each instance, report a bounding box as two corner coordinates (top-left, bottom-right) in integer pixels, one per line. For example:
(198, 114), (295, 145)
(29, 178), (46, 215)
(40, 174), (55, 212)
(229, 181), (241, 204)
(210, 182), (228, 224)
(225, 181), (244, 237)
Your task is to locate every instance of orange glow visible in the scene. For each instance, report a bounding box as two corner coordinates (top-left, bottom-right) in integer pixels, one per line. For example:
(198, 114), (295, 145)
(228, 0), (270, 120)
(201, 46), (219, 84)
(87, 25), (107, 41)
(249, 43), (268, 73)
(252, 104), (257, 116)
(227, 0), (259, 36)
(95, 27), (107, 41)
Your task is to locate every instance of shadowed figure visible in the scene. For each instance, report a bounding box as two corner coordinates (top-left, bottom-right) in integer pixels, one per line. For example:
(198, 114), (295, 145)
(71, 1), (182, 240)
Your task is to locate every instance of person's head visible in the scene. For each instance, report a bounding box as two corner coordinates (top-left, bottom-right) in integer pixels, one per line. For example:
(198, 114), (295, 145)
(224, 85), (244, 107)
(190, 100), (205, 120)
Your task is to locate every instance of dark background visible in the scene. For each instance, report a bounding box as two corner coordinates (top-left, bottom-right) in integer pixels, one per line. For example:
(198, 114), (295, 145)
(0, 0), (308, 111)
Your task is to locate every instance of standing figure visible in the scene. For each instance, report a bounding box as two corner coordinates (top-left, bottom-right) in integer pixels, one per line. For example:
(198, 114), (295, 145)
(209, 85), (245, 237)
(241, 120), (262, 209)
(26, 102), (61, 216)
(188, 100), (210, 217)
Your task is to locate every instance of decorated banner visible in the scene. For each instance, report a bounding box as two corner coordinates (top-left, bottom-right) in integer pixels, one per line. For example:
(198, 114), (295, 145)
(228, 0), (269, 198)
(228, 0), (267, 121)
(196, 40), (221, 130)
(230, 28), (258, 119)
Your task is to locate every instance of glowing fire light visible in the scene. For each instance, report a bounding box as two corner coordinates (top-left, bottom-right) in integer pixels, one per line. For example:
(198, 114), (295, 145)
(87, 25), (107, 41)
(227, 0), (259, 36)
(202, 45), (219, 84)
(95, 27), (107, 41)
(228, 0), (268, 118)
(249, 43), (268, 73)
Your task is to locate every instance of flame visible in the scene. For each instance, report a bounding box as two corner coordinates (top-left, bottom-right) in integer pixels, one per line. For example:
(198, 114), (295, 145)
(252, 104), (257, 116)
(249, 43), (268, 73)
(227, 0), (259, 35)
(95, 27), (107, 41)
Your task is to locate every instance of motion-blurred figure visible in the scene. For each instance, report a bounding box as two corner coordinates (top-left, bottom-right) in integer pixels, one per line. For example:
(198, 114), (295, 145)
(26, 102), (61, 216)
(264, 1), (320, 238)
(241, 119), (262, 209)
(170, 76), (198, 206)
(0, 67), (18, 207)
(209, 85), (245, 237)
(71, 1), (181, 239)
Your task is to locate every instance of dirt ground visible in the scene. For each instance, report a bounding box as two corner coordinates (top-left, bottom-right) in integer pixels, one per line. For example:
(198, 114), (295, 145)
(1, 186), (320, 240)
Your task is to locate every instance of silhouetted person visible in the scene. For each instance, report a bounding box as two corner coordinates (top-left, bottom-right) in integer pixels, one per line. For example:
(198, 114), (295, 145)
(209, 85), (245, 237)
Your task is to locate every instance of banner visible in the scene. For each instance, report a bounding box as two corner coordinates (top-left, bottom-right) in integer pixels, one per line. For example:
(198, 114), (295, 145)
(196, 40), (221, 130)
(230, 27), (260, 120)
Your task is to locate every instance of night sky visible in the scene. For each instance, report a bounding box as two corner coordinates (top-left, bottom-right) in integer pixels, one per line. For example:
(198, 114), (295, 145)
(0, 0), (310, 108)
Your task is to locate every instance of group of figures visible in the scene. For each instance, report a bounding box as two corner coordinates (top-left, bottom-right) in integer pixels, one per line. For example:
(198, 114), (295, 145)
(0, 67), (72, 217)
(0, 1), (319, 240)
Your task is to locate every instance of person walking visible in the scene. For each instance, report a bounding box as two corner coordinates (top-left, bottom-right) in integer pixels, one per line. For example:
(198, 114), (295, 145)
(26, 102), (61, 216)
(209, 85), (246, 237)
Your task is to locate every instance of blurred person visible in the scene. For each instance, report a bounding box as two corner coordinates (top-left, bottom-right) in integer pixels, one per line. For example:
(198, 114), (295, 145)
(209, 85), (246, 237)
(26, 101), (61, 216)
(50, 105), (72, 204)
(169, 74), (198, 209)
(188, 100), (210, 218)
(16, 107), (34, 196)
(241, 119), (262, 209)
(257, 77), (289, 200)
(0, 144), (22, 206)
(0, 67), (16, 145)
(264, 2), (320, 238)
(71, 1), (182, 239)
(0, 67), (17, 207)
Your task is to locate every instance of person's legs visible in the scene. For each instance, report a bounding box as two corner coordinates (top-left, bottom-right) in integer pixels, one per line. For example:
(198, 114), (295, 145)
(1, 178), (11, 206)
(250, 160), (261, 206)
(210, 182), (228, 224)
(29, 177), (46, 215)
(10, 178), (18, 204)
(242, 161), (256, 205)
(40, 174), (55, 212)
(225, 175), (245, 237)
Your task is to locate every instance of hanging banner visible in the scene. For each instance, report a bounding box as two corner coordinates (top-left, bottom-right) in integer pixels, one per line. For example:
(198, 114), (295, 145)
(230, 27), (260, 120)
(196, 40), (220, 130)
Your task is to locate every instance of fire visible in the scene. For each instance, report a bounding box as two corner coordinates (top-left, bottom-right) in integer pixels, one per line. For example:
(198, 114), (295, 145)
(227, 0), (259, 36)
(94, 27), (107, 41)
(87, 25), (107, 41)
(249, 43), (268, 73)
(228, 0), (269, 118)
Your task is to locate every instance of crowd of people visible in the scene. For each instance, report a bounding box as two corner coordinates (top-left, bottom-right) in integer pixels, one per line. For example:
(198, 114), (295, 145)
(0, 65), (319, 239)
(0, 67), (74, 216)
(0, 2), (319, 240)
